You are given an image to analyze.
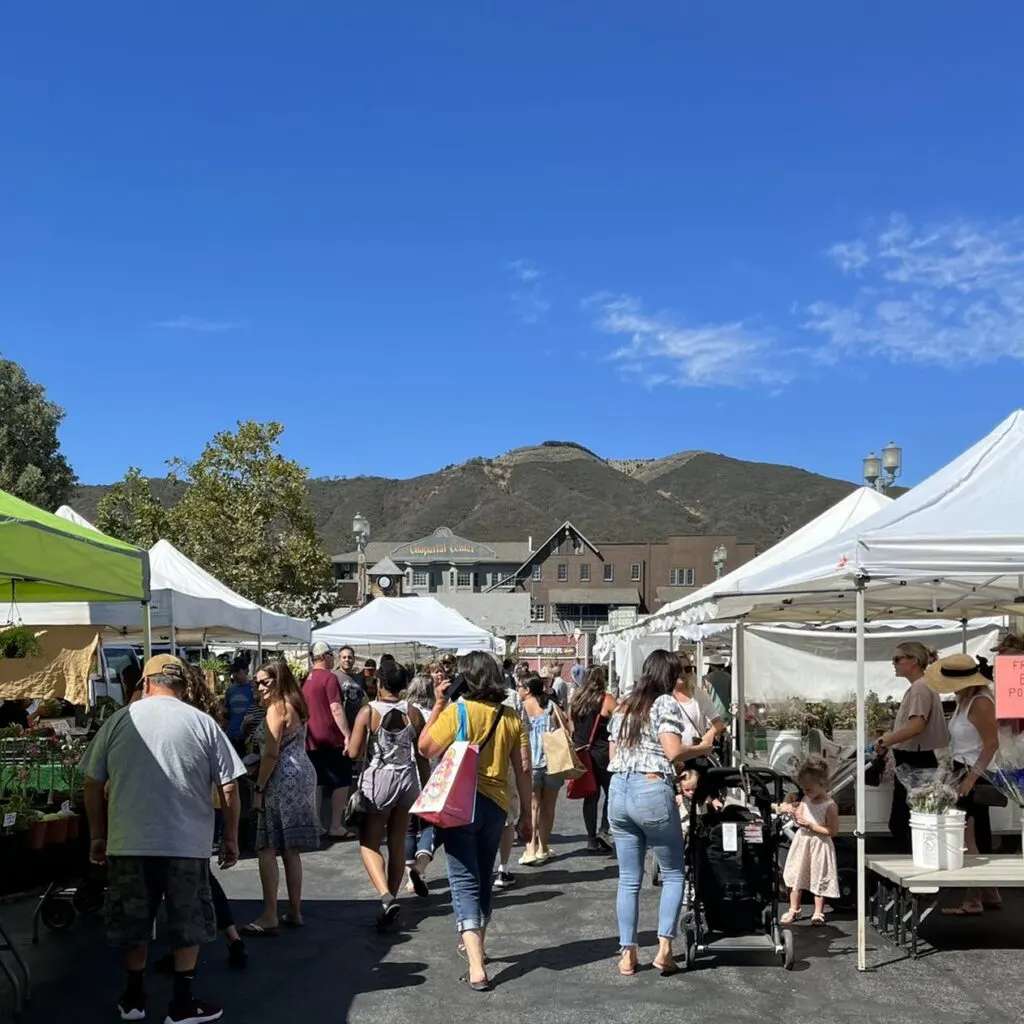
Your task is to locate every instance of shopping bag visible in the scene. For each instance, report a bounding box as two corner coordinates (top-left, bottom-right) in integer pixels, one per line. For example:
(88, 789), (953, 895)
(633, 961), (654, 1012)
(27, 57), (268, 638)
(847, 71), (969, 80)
(543, 704), (586, 781)
(410, 702), (483, 828)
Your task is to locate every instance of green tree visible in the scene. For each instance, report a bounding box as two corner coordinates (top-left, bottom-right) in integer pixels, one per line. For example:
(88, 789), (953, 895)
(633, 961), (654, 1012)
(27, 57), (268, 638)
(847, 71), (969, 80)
(168, 421), (335, 618)
(0, 356), (76, 509)
(95, 467), (171, 548)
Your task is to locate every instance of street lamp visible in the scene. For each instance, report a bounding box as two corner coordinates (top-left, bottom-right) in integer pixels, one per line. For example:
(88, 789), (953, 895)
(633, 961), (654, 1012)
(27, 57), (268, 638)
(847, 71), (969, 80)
(712, 544), (728, 580)
(863, 442), (902, 493)
(353, 513), (370, 606)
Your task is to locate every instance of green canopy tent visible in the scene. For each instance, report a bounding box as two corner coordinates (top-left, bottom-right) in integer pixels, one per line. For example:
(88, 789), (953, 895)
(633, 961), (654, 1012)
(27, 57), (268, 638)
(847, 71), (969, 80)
(0, 492), (148, 1012)
(0, 488), (152, 654)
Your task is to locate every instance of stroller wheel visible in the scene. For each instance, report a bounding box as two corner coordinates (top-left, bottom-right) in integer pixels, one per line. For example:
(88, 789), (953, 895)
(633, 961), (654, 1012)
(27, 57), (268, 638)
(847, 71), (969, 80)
(73, 883), (104, 915)
(782, 928), (795, 970)
(683, 931), (697, 971)
(41, 899), (76, 932)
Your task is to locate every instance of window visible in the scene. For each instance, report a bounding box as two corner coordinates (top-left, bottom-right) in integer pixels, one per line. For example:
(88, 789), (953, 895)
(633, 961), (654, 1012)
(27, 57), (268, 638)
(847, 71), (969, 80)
(579, 564), (591, 583)
(630, 563), (641, 582)
(557, 563), (568, 582)
(531, 564), (542, 582)
(604, 564), (614, 582)
(412, 569), (429, 588)
(530, 603), (546, 622)
(670, 567), (695, 587)
(491, 570), (506, 587)
(457, 570), (472, 588)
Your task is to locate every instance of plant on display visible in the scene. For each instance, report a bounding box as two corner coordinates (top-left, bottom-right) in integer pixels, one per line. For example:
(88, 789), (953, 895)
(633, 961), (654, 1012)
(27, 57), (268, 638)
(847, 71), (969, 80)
(762, 699), (809, 732)
(95, 467), (170, 548)
(0, 626), (43, 660)
(0, 356), (76, 509)
(895, 761), (960, 815)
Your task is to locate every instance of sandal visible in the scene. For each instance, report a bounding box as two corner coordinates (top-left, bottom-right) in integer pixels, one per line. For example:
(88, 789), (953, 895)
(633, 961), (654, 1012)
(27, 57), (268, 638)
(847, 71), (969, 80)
(457, 945), (491, 965)
(780, 910), (803, 925)
(239, 923), (279, 937)
(281, 914), (304, 928)
(459, 973), (492, 992)
(811, 914), (826, 927)
(518, 852), (538, 866)
(941, 904), (984, 916)
(652, 957), (679, 976)
(618, 951), (638, 976)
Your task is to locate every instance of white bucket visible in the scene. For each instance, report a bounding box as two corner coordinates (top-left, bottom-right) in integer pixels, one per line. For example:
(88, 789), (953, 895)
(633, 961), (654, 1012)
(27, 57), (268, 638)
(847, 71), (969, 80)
(865, 784), (893, 828)
(910, 810), (966, 870)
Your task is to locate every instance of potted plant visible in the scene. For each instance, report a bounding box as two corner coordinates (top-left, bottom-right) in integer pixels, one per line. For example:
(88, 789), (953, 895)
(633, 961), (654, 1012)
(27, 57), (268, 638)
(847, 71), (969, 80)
(0, 625), (43, 660)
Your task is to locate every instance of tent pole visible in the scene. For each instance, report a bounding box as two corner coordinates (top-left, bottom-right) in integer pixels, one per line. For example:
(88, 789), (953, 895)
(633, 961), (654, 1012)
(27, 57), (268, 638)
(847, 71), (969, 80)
(695, 638), (704, 682)
(960, 617), (968, 654)
(855, 580), (867, 973)
(142, 602), (153, 663)
(734, 621), (745, 767)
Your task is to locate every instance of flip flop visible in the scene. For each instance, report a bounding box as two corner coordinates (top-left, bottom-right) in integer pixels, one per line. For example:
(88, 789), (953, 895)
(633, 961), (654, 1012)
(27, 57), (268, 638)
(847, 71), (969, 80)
(652, 958), (680, 976)
(533, 851), (551, 865)
(281, 914), (304, 928)
(409, 867), (429, 898)
(239, 923), (279, 937)
(459, 973), (492, 992)
(518, 853), (537, 866)
(941, 905), (984, 916)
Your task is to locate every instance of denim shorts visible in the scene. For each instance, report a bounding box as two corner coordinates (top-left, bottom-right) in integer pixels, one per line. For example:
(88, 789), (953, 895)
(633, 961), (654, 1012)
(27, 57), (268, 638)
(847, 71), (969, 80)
(532, 767), (564, 792)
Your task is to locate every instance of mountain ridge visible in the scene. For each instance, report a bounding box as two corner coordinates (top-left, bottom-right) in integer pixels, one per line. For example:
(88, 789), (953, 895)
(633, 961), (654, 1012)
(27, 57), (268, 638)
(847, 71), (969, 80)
(73, 441), (859, 554)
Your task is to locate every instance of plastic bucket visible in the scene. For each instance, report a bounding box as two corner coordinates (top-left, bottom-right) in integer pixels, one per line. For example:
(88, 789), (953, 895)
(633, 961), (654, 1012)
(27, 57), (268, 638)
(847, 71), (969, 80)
(910, 810), (965, 870)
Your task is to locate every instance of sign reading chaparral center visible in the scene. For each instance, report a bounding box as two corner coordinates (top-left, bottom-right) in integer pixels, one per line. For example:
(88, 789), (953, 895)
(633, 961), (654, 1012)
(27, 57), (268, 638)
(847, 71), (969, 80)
(390, 527), (499, 563)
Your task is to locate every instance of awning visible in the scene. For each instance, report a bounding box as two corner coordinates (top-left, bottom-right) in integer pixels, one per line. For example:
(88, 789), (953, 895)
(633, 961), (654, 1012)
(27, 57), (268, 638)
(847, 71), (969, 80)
(550, 588), (640, 606)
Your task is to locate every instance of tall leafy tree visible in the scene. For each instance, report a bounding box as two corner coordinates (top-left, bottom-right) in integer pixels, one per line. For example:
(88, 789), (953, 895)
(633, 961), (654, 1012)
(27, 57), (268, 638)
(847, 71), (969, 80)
(0, 356), (76, 509)
(95, 468), (171, 548)
(168, 421), (335, 618)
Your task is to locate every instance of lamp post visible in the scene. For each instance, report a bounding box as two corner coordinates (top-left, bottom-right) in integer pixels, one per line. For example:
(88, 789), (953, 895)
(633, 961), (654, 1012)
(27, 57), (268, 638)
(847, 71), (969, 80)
(353, 513), (370, 606)
(863, 442), (902, 493)
(713, 544), (728, 580)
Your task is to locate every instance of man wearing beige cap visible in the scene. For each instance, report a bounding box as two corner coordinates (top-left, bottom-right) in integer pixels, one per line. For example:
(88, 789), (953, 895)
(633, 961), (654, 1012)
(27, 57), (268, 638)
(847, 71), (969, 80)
(81, 654), (246, 1024)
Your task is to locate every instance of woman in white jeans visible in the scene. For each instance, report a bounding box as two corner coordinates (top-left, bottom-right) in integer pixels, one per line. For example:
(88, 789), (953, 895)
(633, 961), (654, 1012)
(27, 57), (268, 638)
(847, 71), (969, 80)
(926, 655), (1001, 915)
(607, 650), (714, 977)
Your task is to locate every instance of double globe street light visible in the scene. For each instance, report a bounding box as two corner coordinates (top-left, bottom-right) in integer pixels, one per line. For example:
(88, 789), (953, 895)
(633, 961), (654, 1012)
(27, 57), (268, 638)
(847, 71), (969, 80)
(863, 442), (902, 493)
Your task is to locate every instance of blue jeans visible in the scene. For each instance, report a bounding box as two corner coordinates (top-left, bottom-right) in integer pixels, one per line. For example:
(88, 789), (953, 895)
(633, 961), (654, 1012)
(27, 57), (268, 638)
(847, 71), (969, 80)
(405, 815), (436, 864)
(442, 792), (506, 933)
(609, 772), (684, 947)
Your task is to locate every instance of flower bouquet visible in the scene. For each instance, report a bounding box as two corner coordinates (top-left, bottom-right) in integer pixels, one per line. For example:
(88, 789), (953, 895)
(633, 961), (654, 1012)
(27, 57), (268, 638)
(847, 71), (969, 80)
(896, 759), (967, 869)
(895, 760), (961, 815)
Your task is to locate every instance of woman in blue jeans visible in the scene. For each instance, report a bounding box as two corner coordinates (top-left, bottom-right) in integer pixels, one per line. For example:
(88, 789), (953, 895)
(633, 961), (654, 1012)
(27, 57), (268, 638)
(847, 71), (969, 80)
(419, 652), (533, 992)
(608, 649), (714, 977)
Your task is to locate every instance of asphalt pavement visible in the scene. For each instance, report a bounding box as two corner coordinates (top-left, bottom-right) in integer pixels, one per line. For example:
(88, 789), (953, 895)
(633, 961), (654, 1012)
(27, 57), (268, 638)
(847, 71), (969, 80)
(1, 799), (1022, 1024)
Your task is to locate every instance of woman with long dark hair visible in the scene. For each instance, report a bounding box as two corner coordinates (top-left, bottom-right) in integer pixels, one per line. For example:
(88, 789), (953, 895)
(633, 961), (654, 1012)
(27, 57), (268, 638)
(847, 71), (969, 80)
(419, 652), (533, 992)
(347, 662), (424, 928)
(570, 666), (617, 852)
(608, 649), (710, 977)
(243, 660), (320, 935)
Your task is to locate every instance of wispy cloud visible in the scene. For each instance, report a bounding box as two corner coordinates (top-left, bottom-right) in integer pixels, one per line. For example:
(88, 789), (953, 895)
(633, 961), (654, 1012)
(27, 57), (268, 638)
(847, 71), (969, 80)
(507, 259), (549, 323)
(152, 315), (241, 333)
(588, 294), (789, 389)
(805, 214), (1024, 366)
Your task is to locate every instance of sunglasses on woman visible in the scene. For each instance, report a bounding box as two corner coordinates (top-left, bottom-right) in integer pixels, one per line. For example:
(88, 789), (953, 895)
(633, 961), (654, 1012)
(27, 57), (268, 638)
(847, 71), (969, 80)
(680, 665), (695, 675)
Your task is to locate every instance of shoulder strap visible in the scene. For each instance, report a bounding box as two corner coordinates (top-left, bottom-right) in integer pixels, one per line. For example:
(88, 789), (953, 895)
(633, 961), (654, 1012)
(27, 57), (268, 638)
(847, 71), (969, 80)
(478, 706), (505, 754)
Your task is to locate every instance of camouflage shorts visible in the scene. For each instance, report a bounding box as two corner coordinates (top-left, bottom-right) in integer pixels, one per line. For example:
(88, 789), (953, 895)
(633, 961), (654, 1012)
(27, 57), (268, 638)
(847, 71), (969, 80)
(104, 857), (217, 950)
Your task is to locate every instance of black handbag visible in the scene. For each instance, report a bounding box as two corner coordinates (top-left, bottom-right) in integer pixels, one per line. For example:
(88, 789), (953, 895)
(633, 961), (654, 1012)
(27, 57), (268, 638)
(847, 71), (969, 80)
(343, 728), (376, 828)
(972, 780), (1008, 808)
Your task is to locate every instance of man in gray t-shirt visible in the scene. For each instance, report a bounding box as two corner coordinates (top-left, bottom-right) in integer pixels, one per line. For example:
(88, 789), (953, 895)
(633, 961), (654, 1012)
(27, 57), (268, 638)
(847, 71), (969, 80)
(81, 654), (245, 1024)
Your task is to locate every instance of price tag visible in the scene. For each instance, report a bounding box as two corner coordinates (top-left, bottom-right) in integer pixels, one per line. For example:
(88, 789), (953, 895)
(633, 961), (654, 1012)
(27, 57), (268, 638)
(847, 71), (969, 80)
(60, 800), (71, 815)
(722, 822), (738, 852)
(51, 718), (72, 736)
(3, 813), (16, 828)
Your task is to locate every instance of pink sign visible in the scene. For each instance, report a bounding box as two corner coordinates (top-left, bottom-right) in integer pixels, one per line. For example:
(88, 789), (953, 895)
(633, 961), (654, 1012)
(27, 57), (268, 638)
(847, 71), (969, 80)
(994, 655), (1024, 719)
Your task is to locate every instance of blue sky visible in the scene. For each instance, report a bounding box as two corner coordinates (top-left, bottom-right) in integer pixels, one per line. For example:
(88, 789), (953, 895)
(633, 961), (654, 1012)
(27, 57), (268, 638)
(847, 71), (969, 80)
(3, 2), (1024, 488)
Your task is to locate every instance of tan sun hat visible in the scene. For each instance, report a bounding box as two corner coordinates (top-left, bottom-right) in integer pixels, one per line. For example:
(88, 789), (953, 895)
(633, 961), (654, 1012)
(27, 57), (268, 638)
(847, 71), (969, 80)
(924, 653), (989, 694)
(992, 632), (1024, 654)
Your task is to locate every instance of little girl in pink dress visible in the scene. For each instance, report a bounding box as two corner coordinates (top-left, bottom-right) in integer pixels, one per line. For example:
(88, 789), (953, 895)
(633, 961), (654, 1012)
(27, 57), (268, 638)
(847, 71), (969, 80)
(781, 755), (839, 925)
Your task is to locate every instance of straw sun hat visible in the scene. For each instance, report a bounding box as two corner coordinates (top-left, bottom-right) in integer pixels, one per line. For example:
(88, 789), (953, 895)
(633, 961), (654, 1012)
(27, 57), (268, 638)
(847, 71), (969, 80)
(924, 653), (989, 694)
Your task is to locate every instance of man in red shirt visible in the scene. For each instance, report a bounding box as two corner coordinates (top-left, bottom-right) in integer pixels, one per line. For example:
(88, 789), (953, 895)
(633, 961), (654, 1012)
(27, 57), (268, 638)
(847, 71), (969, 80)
(303, 641), (354, 840)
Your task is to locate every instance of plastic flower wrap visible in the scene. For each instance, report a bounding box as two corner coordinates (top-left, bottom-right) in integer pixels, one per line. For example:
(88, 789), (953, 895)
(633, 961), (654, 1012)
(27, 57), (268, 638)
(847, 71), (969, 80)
(894, 760), (961, 815)
(986, 730), (1024, 809)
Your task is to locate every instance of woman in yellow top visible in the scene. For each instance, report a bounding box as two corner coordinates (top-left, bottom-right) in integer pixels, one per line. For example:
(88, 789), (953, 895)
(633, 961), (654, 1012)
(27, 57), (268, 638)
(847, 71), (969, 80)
(419, 652), (533, 992)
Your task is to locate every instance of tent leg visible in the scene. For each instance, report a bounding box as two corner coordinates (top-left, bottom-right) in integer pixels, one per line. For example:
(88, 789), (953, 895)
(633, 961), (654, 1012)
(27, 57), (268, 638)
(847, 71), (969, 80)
(961, 617), (968, 654)
(142, 603), (153, 663)
(734, 621), (745, 767)
(695, 638), (704, 682)
(855, 581), (867, 973)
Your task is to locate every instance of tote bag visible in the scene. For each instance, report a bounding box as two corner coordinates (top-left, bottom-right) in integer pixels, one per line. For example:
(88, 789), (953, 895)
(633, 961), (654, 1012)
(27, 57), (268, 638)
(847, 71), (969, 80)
(543, 703), (586, 781)
(411, 702), (502, 828)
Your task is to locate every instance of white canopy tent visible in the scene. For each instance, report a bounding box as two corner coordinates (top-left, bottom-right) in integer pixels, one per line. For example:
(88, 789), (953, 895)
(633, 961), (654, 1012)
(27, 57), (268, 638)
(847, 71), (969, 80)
(619, 487), (894, 641)
(655, 410), (1024, 972)
(17, 534), (311, 645)
(313, 597), (504, 653)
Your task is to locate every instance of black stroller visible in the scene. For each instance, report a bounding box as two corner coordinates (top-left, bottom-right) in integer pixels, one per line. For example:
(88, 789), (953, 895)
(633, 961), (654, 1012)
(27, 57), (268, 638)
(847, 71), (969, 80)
(682, 765), (795, 970)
